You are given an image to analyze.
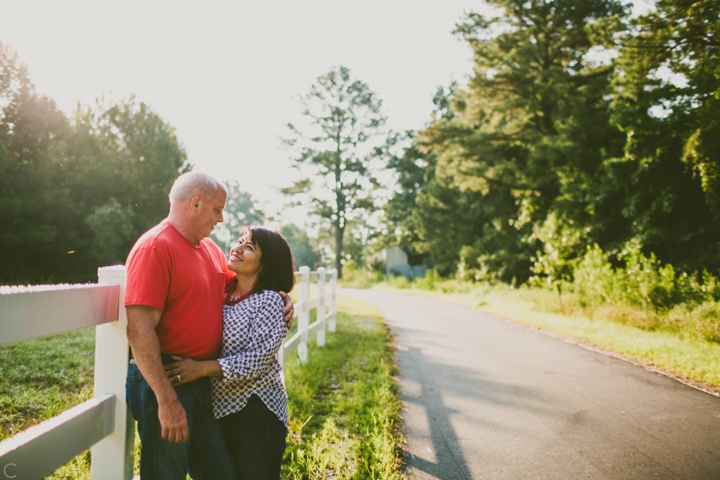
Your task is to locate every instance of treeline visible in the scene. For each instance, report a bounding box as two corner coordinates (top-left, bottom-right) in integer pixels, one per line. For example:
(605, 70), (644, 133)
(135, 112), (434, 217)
(0, 42), (188, 284)
(384, 0), (720, 291)
(0, 41), (324, 284)
(3, 0), (718, 289)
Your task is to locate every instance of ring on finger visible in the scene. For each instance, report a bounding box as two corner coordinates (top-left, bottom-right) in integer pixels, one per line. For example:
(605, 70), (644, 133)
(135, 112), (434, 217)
(177, 374), (181, 383)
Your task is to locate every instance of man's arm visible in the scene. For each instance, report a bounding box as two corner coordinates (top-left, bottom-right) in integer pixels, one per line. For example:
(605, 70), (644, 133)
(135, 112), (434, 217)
(126, 305), (189, 443)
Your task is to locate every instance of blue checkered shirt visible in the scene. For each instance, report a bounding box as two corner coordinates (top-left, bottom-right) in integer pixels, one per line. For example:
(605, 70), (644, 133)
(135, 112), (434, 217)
(211, 290), (288, 427)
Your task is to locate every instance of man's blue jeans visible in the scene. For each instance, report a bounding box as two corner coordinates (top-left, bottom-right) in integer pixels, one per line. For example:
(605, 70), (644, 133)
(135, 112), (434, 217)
(126, 361), (236, 480)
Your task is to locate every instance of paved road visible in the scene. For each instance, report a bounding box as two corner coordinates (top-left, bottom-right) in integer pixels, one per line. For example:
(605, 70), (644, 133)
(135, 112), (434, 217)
(340, 289), (720, 479)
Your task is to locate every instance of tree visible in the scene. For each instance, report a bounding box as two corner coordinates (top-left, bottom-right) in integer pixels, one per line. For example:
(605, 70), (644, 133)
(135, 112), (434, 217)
(210, 180), (264, 255)
(607, 0), (720, 273)
(446, 0), (627, 198)
(629, 0), (720, 216)
(279, 224), (322, 269)
(0, 42), (190, 283)
(68, 97), (190, 238)
(0, 41), (75, 283)
(84, 197), (136, 265)
(387, 0), (628, 283)
(382, 139), (425, 248)
(386, 142), (533, 280)
(282, 66), (389, 278)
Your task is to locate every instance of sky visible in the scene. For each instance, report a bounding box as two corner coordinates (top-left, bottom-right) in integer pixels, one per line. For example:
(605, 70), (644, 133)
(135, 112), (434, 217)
(0, 0), (482, 219)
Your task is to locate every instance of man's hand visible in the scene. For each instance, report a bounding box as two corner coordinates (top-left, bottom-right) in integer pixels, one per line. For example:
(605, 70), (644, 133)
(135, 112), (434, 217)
(158, 397), (190, 443)
(279, 291), (294, 329)
(127, 305), (190, 443)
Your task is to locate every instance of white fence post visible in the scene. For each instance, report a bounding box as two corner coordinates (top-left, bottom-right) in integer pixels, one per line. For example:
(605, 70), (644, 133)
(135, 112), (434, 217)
(317, 267), (326, 347)
(298, 266), (310, 364)
(329, 268), (337, 332)
(91, 266), (134, 480)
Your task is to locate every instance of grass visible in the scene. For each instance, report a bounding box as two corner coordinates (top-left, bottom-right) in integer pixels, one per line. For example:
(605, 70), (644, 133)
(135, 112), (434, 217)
(0, 329), (96, 478)
(0, 296), (403, 479)
(365, 280), (720, 394)
(283, 295), (403, 479)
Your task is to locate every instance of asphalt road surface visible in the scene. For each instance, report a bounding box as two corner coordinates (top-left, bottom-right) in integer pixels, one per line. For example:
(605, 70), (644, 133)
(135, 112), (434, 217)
(340, 289), (720, 480)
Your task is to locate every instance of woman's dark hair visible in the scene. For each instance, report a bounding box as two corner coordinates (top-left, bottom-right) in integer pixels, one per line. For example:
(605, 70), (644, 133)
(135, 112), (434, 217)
(240, 226), (295, 294)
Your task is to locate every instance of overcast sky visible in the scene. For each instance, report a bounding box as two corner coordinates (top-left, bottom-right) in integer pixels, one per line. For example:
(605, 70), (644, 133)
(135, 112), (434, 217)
(0, 0), (486, 219)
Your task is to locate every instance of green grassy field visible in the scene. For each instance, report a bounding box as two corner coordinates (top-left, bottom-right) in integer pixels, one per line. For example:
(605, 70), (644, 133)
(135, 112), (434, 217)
(283, 295), (403, 479)
(368, 282), (720, 394)
(0, 329), (95, 478)
(0, 296), (403, 479)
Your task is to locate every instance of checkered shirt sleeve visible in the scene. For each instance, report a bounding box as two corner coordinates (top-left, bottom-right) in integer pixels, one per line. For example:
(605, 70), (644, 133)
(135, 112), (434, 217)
(211, 290), (288, 427)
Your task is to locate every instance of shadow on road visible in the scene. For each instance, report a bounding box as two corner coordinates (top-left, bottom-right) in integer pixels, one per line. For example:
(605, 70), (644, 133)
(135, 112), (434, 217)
(401, 345), (473, 479)
(397, 333), (562, 479)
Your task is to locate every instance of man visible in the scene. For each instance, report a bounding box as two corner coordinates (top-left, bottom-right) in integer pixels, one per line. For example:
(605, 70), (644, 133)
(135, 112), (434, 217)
(124, 172), (293, 479)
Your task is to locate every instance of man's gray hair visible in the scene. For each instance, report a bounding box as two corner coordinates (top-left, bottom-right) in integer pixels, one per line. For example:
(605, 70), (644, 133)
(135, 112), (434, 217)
(169, 172), (226, 203)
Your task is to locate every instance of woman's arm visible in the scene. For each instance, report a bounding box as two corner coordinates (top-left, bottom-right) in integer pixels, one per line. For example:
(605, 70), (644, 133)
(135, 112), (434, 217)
(218, 292), (286, 382)
(165, 357), (222, 386)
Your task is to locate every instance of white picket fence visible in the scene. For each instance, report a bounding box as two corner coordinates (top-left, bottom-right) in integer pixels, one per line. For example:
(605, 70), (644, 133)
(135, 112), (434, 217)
(0, 264), (337, 480)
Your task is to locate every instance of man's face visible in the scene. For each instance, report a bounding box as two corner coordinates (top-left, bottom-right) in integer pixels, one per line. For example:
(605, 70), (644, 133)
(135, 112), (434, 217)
(195, 190), (227, 238)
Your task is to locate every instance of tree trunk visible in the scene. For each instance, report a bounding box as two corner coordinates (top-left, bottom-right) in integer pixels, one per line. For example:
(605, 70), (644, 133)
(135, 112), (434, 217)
(334, 142), (344, 279)
(335, 221), (344, 279)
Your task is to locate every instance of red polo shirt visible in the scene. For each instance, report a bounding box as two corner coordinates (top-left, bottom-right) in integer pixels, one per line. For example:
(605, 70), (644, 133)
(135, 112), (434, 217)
(125, 220), (233, 360)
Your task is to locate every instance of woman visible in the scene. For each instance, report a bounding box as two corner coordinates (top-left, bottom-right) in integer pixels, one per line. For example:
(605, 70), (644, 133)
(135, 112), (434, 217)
(165, 226), (295, 480)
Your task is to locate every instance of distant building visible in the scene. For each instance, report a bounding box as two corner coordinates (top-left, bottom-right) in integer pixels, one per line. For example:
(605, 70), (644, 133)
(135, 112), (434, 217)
(370, 245), (427, 279)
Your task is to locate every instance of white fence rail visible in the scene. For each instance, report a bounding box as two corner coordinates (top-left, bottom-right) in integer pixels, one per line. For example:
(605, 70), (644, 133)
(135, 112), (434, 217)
(0, 265), (336, 480)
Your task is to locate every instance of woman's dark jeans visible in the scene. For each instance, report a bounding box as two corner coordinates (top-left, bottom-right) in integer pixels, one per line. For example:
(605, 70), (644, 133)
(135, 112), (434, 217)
(219, 394), (287, 480)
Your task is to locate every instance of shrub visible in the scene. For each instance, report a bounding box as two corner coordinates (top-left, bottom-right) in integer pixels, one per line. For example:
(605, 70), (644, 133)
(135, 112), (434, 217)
(573, 244), (616, 307)
(340, 260), (385, 288)
(692, 302), (720, 343)
(572, 241), (718, 313)
(415, 269), (438, 290)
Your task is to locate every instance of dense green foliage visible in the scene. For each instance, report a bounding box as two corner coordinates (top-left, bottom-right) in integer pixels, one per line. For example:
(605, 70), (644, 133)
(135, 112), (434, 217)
(385, 0), (720, 293)
(0, 42), (189, 284)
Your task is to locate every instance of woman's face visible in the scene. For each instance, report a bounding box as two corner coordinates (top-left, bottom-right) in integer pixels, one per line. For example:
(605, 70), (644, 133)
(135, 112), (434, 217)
(228, 232), (262, 276)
